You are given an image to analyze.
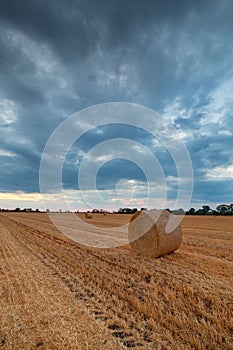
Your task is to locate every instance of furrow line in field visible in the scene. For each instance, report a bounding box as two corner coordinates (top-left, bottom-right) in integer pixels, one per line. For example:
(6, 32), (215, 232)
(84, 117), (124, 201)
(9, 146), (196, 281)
(3, 214), (232, 349)
(1, 215), (161, 348)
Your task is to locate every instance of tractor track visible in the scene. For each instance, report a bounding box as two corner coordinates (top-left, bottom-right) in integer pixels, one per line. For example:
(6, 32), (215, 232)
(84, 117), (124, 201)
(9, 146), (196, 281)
(0, 214), (163, 349)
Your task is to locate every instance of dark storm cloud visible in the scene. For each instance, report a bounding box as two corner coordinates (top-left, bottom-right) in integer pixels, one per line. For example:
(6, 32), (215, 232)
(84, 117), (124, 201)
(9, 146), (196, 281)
(0, 0), (233, 207)
(0, 0), (203, 54)
(62, 123), (176, 191)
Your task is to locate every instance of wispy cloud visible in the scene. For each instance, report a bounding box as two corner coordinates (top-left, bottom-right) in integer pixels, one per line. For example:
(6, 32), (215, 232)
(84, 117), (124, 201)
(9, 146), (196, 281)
(205, 165), (233, 181)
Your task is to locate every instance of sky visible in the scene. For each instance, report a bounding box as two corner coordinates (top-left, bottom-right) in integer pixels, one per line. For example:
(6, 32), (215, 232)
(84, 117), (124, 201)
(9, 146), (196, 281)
(0, 0), (233, 211)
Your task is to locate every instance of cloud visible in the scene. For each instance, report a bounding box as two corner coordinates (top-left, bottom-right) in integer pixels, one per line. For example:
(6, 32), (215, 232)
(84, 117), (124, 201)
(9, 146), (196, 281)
(218, 130), (233, 136)
(0, 0), (233, 208)
(205, 165), (233, 181)
(0, 98), (18, 126)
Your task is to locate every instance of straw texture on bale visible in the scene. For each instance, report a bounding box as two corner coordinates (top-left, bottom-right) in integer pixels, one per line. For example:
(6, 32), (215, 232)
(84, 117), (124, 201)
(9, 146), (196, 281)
(85, 212), (93, 218)
(128, 210), (182, 258)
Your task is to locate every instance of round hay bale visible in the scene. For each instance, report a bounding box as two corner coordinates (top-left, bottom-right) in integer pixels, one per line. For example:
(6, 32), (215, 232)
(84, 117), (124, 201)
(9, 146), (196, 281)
(85, 212), (93, 219)
(128, 210), (182, 258)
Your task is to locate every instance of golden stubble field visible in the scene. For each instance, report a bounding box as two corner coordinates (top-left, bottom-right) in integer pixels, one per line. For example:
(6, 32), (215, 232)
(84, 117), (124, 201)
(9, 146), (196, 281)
(0, 213), (232, 350)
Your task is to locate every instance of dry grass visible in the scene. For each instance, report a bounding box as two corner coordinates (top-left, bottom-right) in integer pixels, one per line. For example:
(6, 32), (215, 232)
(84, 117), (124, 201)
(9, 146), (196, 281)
(0, 213), (232, 349)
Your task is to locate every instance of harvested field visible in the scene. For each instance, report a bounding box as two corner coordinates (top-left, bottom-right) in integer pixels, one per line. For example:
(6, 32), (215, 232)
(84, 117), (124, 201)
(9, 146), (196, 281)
(0, 213), (232, 349)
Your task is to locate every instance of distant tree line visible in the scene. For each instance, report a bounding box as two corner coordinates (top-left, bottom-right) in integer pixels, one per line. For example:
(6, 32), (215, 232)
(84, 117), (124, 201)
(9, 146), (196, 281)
(117, 204), (233, 216)
(186, 204), (233, 216)
(165, 204), (233, 216)
(0, 208), (42, 213)
(1, 204), (233, 216)
(118, 207), (147, 214)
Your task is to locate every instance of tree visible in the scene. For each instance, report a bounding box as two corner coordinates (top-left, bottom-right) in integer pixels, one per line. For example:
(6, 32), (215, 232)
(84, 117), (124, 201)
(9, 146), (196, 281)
(202, 205), (211, 215)
(187, 208), (196, 215)
(172, 208), (185, 215)
(216, 204), (230, 216)
(229, 204), (233, 215)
